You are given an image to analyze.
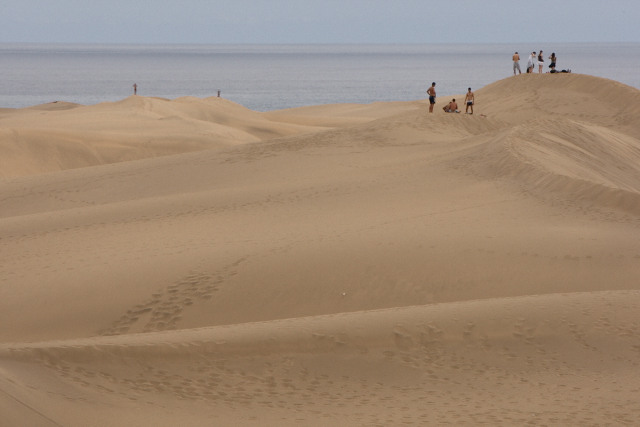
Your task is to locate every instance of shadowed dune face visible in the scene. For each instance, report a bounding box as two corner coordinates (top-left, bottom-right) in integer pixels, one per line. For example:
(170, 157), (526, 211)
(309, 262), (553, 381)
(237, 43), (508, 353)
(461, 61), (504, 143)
(437, 74), (640, 215)
(1, 74), (640, 426)
(2, 292), (640, 426)
(452, 117), (640, 216)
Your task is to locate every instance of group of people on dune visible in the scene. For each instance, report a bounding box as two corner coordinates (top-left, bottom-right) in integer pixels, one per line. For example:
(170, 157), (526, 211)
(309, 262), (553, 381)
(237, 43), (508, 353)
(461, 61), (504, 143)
(513, 50), (570, 74)
(426, 50), (574, 115)
(426, 83), (474, 115)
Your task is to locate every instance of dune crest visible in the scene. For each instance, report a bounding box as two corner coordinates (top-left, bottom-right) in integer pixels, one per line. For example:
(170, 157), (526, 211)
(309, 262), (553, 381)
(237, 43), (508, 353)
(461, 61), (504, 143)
(0, 95), (389, 178)
(1, 74), (640, 425)
(448, 75), (640, 215)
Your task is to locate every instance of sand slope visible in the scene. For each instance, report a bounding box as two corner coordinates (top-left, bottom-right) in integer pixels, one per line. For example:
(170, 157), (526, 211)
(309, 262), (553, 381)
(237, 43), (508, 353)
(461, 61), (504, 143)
(1, 74), (639, 425)
(0, 96), (413, 179)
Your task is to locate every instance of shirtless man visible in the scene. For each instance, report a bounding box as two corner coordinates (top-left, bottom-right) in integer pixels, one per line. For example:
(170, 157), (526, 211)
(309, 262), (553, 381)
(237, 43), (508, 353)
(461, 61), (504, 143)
(464, 88), (474, 114)
(443, 98), (459, 113)
(427, 82), (436, 113)
(512, 52), (521, 75)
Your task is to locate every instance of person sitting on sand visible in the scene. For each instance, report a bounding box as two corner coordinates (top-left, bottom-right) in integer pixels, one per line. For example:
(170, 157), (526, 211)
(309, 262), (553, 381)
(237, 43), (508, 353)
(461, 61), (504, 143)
(443, 99), (459, 113)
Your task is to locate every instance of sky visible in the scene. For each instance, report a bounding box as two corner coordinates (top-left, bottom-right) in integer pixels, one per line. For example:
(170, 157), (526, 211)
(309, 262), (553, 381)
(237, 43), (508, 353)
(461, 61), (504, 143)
(2, 0), (639, 44)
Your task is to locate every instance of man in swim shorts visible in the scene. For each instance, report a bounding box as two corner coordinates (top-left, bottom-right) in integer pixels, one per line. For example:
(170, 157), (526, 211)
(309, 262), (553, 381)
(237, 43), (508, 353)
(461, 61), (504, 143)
(512, 52), (521, 75)
(427, 82), (436, 113)
(464, 88), (474, 114)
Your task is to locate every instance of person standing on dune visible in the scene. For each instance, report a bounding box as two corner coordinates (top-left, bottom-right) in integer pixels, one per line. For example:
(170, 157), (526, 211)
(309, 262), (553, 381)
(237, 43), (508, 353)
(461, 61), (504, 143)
(427, 82), (436, 113)
(527, 52), (536, 73)
(549, 52), (557, 71)
(538, 50), (544, 74)
(464, 88), (475, 114)
(513, 52), (521, 75)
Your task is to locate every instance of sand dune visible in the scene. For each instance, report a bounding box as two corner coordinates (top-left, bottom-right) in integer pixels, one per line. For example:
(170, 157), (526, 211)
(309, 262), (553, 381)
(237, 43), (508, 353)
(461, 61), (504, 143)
(1, 74), (640, 425)
(0, 95), (356, 179)
(2, 291), (639, 426)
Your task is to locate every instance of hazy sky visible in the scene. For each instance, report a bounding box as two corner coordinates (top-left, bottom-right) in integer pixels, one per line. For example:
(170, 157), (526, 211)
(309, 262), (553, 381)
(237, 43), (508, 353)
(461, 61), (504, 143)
(2, 0), (639, 44)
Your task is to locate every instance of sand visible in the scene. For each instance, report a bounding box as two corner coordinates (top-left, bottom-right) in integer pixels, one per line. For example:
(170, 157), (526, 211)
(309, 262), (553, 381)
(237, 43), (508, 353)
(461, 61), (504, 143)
(1, 73), (639, 426)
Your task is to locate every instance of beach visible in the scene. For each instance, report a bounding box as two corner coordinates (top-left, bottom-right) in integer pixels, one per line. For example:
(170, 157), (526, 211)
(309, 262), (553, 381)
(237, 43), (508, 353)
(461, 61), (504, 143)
(1, 73), (639, 426)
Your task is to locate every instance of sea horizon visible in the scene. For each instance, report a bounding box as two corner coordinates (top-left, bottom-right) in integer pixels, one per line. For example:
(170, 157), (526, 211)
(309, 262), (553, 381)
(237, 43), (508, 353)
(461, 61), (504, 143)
(2, 42), (639, 111)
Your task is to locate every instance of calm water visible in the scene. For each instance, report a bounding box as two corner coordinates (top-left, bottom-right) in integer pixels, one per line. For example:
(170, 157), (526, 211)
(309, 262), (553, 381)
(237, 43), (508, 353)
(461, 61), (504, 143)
(1, 43), (639, 111)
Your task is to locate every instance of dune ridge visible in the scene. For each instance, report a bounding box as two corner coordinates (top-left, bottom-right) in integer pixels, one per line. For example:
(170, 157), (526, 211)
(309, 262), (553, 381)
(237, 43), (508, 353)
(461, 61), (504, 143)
(0, 95), (418, 179)
(1, 73), (639, 425)
(3, 290), (638, 361)
(1, 291), (639, 426)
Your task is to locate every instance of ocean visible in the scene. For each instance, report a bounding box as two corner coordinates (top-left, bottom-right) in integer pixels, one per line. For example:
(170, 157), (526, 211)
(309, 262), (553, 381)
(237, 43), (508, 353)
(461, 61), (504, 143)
(1, 43), (639, 111)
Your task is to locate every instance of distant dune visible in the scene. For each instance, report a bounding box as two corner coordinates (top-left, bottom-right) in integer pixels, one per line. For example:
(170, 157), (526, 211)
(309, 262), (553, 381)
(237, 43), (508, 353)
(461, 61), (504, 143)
(1, 74), (639, 426)
(0, 95), (416, 178)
